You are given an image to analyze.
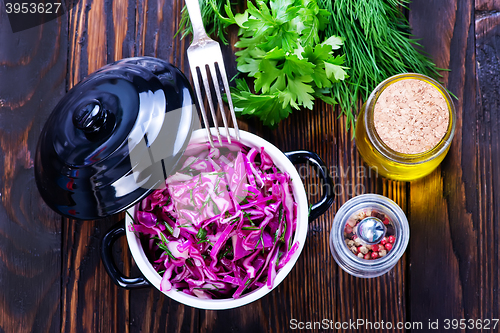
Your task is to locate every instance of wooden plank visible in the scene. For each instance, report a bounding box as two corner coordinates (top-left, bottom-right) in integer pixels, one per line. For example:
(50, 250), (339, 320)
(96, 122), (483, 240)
(61, 218), (129, 333)
(475, 11), (500, 324)
(409, 0), (482, 327)
(61, 0), (133, 332)
(62, 0), (201, 331)
(0, 11), (67, 333)
(476, 0), (500, 11)
(128, 288), (200, 333)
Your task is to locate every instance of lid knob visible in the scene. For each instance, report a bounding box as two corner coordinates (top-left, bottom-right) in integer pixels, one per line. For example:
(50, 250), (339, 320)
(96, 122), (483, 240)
(73, 100), (107, 133)
(356, 217), (386, 244)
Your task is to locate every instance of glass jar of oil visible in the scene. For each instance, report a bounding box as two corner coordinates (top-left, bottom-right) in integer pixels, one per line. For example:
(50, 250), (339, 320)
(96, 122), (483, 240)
(355, 73), (456, 181)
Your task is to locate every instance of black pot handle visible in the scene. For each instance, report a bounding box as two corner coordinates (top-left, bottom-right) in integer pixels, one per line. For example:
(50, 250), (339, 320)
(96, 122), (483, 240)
(101, 221), (150, 289)
(285, 151), (335, 221)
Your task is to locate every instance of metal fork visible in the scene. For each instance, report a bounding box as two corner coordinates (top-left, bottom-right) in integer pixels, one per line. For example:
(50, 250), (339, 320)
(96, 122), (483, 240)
(185, 0), (240, 147)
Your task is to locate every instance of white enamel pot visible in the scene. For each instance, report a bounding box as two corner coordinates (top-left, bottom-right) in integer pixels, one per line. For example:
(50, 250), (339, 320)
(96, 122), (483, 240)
(101, 129), (334, 310)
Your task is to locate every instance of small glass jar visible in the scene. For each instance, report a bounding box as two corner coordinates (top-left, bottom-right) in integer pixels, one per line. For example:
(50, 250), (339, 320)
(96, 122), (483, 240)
(355, 73), (456, 181)
(329, 194), (409, 278)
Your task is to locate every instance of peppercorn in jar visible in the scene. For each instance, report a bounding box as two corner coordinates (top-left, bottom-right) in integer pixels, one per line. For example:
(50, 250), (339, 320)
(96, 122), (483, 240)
(330, 194), (409, 278)
(344, 208), (397, 260)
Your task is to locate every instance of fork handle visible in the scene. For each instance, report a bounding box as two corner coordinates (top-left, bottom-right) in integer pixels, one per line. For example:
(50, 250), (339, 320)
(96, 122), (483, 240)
(185, 0), (209, 42)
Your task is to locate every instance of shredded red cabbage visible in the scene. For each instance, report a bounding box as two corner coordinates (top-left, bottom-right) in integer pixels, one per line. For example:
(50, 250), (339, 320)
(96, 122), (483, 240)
(130, 140), (299, 299)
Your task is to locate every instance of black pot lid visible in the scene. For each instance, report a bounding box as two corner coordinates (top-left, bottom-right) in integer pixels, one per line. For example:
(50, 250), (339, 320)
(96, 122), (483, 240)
(35, 57), (197, 220)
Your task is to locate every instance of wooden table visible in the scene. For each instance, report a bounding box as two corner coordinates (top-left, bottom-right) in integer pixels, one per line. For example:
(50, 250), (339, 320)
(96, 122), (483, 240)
(1, 0), (499, 332)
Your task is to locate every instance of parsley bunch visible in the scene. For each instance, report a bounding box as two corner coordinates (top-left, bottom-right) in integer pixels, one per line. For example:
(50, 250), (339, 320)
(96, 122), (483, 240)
(222, 0), (347, 127)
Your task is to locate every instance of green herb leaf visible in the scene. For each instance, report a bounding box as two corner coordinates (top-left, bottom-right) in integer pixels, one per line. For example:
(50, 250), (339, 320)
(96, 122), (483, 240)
(197, 239), (215, 246)
(279, 219), (287, 243)
(242, 226), (261, 230)
(324, 60), (347, 81)
(322, 35), (343, 49)
(218, 242), (234, 260)
(196, 228), (207, 240)
(208, 171), (226, 176)
(163, 221), (174, 235)
(157, 241), (176, 260)
(223, 0), (346, 128)
(159, 232), (169, 245)
(287, 76), (315, 109)
(126, 211), (136, 223)
(243, 211), (255, 226)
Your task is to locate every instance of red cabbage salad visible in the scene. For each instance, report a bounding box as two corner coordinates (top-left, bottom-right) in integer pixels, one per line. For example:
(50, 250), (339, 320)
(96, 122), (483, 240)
(129, 140), (299, 299)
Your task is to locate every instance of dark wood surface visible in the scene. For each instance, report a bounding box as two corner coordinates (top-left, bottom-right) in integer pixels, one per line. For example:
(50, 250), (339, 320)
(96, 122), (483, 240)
(1, 0), (499, 332)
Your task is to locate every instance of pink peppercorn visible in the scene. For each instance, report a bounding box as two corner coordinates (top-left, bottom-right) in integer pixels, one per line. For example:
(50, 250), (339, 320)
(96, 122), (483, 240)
(343, 208), (397, 261)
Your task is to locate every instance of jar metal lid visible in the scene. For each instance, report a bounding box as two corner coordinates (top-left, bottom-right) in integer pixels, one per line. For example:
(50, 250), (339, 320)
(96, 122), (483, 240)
(355, 217), (387, 244)
(329, 194), (410, 278)
(34, 57), (197, 220)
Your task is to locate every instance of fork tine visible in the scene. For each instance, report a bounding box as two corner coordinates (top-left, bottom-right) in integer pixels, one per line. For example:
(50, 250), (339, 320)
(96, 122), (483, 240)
(209, 63), (231, 144)
(191, 67), (214, 147)
(185, 0), (239, 145)
(199, 66), (223, 146)
(217, 62), (240, 141)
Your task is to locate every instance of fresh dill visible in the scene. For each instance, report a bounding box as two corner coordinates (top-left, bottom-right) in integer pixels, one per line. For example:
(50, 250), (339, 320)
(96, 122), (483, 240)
(317, 0), (444, 130)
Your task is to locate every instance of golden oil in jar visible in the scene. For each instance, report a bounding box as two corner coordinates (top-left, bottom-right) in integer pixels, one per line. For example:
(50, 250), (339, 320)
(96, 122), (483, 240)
(355, 73), (456, 181)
